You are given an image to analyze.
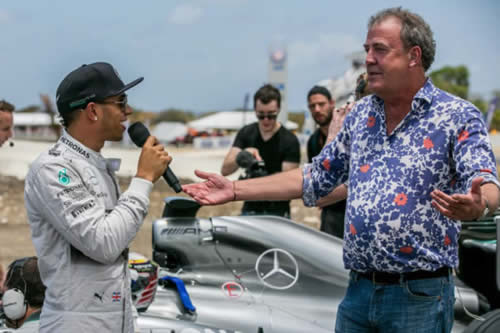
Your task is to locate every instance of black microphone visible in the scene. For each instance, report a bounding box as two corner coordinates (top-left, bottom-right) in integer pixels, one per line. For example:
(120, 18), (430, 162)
(127, 122), (182, 193)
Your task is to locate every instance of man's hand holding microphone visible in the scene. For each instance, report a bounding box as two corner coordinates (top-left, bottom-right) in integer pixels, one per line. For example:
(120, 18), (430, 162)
(135, 135), (171, 183)
(128, 122), (183, 192)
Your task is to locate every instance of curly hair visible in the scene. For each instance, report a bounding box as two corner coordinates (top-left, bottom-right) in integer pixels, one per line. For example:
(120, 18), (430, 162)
(368, 7), (436, 72)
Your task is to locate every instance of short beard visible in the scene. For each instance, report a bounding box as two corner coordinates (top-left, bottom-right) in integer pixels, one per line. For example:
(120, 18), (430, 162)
(316, 110), (332, 127)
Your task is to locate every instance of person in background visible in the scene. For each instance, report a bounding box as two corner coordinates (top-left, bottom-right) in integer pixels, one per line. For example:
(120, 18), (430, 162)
(306, 86), (347, 237)
(0, 99), (15, 291)
(0, 100), (14, 148)
(220, 83), (300, 217)
(183, 7), (500, 332)
(307, 76), (373, 238)
(1, 257), (45, 329)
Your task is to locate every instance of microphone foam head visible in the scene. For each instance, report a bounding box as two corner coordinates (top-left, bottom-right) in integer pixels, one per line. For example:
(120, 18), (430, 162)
(127, 122), (150, 147)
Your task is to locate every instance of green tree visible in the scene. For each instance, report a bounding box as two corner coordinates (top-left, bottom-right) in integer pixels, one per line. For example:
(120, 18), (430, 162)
(471, 97), (488, 112)
(151, 108), (196, 125)
(485, 92), (500, 131)
(429, 65), (469, 99)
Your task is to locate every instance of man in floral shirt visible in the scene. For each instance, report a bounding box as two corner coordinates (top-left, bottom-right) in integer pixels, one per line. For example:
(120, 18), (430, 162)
(183, 7), (500, 333)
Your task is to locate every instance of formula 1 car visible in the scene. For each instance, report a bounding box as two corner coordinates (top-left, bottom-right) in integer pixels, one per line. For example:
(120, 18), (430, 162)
(144, 197), (500, 333)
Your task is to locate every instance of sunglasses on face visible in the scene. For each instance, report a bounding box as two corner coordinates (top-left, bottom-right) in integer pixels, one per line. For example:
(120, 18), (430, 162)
(100, 95), (128, 113)
(256, 113), (278, 120)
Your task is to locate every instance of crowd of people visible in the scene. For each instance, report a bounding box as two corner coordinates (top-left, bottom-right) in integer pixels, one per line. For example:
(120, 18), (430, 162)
(0, 6), (498, 333)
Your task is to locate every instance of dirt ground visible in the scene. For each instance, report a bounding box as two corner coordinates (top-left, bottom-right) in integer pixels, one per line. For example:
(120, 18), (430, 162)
(0, 174), (320, 269)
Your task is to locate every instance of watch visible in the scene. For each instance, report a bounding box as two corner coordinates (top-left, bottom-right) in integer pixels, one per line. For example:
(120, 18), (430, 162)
(478, 198), (490, 220)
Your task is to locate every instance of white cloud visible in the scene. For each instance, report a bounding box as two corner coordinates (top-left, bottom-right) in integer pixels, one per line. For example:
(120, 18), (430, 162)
(288, 33), (362, 67)
(168, 4), (203, 25)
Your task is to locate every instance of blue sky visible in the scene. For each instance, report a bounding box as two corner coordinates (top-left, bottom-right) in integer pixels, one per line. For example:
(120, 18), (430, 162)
(0, 1), (498, 113)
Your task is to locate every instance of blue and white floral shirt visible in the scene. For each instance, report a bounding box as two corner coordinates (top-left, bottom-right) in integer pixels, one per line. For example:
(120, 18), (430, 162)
(303, 79), (499, 273)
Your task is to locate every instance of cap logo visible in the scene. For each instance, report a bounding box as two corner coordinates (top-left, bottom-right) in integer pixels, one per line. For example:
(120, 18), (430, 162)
(69, 94), (96, 109)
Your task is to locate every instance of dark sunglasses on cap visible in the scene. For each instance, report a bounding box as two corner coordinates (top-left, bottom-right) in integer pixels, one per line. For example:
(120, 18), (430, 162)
(256, 113), (278, 120)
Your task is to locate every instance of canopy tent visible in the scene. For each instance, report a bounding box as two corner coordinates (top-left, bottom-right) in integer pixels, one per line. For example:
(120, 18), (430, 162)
(13, 112), (60, 126)
(151, 121), (188, 143)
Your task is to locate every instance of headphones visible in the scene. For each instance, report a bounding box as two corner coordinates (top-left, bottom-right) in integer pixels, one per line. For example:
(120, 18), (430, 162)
(1, 257), (31, 321)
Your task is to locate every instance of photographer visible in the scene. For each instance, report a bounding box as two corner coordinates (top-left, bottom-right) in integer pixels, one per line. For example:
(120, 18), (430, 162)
(221, 84), (300, 217)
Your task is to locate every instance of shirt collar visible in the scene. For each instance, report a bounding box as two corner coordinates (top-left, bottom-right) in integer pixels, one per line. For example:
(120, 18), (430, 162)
(413, 77), (435, 105)
(370, 77), (436, 111)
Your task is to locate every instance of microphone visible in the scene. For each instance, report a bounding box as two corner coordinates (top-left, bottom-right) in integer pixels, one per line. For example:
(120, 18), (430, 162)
(127, 122), (182, 193)
(236, 150), (256, 169)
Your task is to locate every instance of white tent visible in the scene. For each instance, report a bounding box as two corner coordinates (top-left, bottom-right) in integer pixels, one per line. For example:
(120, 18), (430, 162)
(188, 111), (298, 132)
(12, 112), (60, 141)
(151, 122), (188, 143)
(13, 112), (60, 126)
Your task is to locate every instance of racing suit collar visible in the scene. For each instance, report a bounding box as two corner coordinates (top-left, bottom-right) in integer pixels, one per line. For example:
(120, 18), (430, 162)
(59, 130), (108, 170)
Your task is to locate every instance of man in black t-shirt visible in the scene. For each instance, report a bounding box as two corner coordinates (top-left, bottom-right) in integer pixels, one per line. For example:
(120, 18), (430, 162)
(306, 86), (347, 238)
(221, 84), (300, 217)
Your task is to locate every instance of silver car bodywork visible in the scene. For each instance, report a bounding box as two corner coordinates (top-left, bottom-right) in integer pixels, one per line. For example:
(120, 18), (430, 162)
(149, 200), (489, 333)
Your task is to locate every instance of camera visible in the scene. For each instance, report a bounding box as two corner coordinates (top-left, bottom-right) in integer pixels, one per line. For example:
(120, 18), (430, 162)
(236, 150), (268, 180)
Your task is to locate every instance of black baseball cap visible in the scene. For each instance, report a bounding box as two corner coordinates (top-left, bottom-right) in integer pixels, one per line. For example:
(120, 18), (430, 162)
(56, 62), (144, 114)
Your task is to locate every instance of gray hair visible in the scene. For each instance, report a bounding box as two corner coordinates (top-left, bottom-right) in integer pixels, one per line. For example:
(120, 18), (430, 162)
(368, 7), (436, 72)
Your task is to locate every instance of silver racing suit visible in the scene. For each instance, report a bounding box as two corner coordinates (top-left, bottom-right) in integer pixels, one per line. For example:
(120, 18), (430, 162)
(24, 131), (153, 333)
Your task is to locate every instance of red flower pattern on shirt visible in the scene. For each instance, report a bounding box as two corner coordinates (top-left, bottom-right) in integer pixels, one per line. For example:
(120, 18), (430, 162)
(322, 159), (330, 171)
(423, 137), (434, 150)
(394, 193), (408, 206)
(367, 116), (376, 128)
(458, 130), (469, 142)
(360, 164), (370, 173)
(400, 246), (413, 254)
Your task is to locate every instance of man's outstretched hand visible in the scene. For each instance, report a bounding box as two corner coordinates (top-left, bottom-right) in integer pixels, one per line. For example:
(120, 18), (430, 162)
(182, 170), (234, 205)
(431, 177), (485, 221)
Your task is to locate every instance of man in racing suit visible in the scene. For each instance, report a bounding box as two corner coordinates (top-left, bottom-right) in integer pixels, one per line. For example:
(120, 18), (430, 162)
(24, 62), (170, 332)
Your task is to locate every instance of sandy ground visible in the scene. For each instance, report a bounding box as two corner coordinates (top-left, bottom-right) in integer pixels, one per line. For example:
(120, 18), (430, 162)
(0, 140), (321, 269)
